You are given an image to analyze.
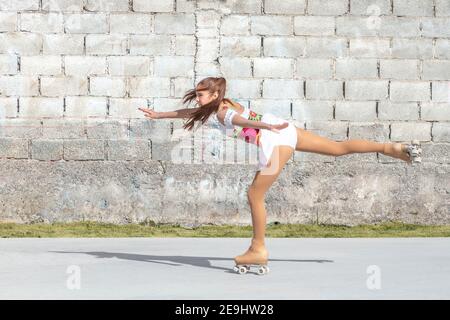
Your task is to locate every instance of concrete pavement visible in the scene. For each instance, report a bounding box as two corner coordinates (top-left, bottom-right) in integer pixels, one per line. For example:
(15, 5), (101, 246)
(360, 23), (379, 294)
(1, 237), (449, 299)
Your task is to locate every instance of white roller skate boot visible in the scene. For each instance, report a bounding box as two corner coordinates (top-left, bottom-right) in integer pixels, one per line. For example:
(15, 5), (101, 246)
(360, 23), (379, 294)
(405, 140), (422, 164)
(387, 141), (421, 165)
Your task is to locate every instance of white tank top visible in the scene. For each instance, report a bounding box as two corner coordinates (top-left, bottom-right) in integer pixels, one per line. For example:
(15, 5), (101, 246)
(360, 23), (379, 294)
(209, 105), (263, 146)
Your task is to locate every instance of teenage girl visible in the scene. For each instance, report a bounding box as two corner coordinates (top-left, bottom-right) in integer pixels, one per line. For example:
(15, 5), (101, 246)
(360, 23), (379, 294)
(138, 77), (421, 274)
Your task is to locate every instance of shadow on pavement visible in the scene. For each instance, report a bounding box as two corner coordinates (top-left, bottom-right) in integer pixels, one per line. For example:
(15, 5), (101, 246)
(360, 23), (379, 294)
(50, 251), (334, 273)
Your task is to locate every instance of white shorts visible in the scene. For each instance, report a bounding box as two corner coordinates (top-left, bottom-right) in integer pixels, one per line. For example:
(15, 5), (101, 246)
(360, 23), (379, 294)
(256, 113), (298, 171)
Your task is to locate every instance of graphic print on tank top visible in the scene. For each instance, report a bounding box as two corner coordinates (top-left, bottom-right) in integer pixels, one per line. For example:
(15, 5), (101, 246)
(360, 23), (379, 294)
(203, 103), (264, 162)
(223, 105), (263, 146)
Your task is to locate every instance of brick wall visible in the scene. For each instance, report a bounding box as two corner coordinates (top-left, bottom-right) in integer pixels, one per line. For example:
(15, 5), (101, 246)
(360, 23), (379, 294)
(0, 0), (449, 224)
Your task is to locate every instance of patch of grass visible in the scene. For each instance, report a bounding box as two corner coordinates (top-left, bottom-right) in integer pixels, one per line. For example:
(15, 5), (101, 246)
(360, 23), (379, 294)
(0, 221), (450, 238)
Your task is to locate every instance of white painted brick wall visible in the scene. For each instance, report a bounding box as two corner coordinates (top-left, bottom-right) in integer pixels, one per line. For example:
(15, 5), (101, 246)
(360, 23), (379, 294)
(154, 56), (194, 77)
(0, 76), (39, 96)
(220, 15), (250, 36)
(109, 98), (148, 119)
(65, 56), (107, 76)
(306, 37), (348, 58)
(435, 40), (450, 59)
(432, 81), (450, 102)
(436, 0), (450, 16)
(110, 13), (152, 34)
(107, 56), (151, 76)
(335, 58), (378, 79)
(250, 99), (291, 118)
(294, 16), (335, 36)
(350, 0), (391, 15)
(172, 78), (194, 97)
(423, 60), (450, 80)
(390, 81), (430, 102)
(378, 101), (419, 120)
(265, 0), (306, 14)
(41, 76), (87, 96)
(264, 37), (306, 58)
(19, 97), (64, 118)
(154, 13), (195, 34)
(43, 34), (84, 55)
(421, 102), (450, 121)
(421, 18), (450, 37)
(432, 123), (450, 142)
(292, 100), (334, 121)
(253, 58), (294, 78)
(345, 80), (389, 100)
(296, 58), (333, 79)
(21, 56), (62, 76)
(335, 101), (377, 121)
(0, 97), (17, 118)
(391, 122), (432, 141)
(263, 79), (303, 99)
(90, 77), (127, 97)
(250, 16), (292, 36)
(227, 79), (261, 99)
(174, 35), (196, 55)
(20, 13), (64, 33)
(392, 39), (433, 59)
(86, 34), (127, 55)
(336, 16), (420, 38)
(0, 12), (16, 31)
(133, 0), (174, 13)
(0, 1), (448, 165)
(129, 77), (171, 98)
(0, 0), (39, 11)
(349, 38), (390, 58)
(306, 80), (343, 100)
(308, 0), (348, 16)
(393, 0), (433, 16)
(41, 0), (84, 12)
(0, 54), (18, 74)
(220, 36), (261, 57)
(197, 38), (220, 62)
(0, 33), (42, 55)
(380, 59), (419, 80)
(129, 35), (171, 55)
(84, 0), (129, 12)
(64, 13), (108, 34)
(65, 96), (107, 118)
(219, 57), (252, 78)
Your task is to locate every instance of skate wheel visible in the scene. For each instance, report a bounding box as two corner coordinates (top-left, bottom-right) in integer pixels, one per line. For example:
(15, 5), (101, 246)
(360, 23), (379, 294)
(257, 265), (269, 275)
(237, 266), (248, 274)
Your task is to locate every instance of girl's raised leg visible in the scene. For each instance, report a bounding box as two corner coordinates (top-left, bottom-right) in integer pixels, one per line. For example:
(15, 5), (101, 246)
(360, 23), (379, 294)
(294, 127), (412, 163)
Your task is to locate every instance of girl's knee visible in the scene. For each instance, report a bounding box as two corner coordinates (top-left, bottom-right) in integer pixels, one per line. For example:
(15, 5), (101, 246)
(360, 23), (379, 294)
(247, 186), (265, 202)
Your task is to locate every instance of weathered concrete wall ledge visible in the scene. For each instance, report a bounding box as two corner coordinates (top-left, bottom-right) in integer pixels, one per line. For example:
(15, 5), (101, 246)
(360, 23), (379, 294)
(0, 158), (448, 225)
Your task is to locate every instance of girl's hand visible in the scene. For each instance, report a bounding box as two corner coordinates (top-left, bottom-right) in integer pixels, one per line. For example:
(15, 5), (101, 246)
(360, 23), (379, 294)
(267, 122), (289, 133)
(138, 107), (160, 119)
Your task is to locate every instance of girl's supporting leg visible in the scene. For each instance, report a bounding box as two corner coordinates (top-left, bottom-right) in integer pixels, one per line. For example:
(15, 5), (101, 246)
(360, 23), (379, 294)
(295, 127), (411, 163)
(234, 145), (294, 265)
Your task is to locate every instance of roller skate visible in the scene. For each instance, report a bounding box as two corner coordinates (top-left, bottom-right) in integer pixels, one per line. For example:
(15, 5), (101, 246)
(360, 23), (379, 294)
(233, 245), (270, 275)
(405, 140), (422, 164)
(387, 140), (422, 165)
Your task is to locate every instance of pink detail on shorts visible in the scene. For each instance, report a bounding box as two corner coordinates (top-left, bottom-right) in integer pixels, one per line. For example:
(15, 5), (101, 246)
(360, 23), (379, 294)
(240, 127), (261, 145)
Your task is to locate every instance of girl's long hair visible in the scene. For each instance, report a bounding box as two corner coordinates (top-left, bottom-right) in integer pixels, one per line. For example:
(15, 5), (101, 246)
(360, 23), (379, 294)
(182, 77), (235, 131)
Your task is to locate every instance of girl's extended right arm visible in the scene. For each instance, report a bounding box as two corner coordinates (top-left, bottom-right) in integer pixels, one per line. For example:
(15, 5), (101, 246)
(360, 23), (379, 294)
(138, 107), (200, 119)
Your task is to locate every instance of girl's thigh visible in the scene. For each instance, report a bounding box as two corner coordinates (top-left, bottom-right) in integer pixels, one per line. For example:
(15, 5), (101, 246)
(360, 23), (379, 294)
(250, 145), (294, 194)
